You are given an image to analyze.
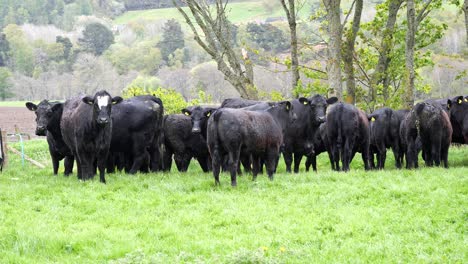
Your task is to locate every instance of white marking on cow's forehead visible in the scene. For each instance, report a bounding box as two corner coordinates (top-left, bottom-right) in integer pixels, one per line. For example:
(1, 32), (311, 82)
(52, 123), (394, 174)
(97, 95), (110, 109)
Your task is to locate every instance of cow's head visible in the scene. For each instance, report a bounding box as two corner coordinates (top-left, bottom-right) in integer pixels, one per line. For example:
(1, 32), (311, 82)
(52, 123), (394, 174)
(182, 106), (217, 134)
(298, 95), (338, 124)
(82, 90), (123, 126)
(26, 100), (63, 136)
(266, 101), (292, 132)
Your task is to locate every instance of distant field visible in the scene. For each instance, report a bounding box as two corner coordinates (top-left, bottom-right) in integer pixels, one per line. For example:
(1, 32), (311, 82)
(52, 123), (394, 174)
(114, 2), (287, 24)
(0, 101), (28, 107)
(0, 140), (466, 263)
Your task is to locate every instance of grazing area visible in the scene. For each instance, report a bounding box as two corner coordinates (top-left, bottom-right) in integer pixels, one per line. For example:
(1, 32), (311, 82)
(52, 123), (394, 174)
(0, 139), (466, 263)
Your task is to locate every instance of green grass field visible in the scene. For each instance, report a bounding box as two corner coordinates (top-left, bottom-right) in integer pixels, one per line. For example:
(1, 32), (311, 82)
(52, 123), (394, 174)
(114, 1), (286, 25)
(0, 101), (29, 107)
(0, 140), (467, 263)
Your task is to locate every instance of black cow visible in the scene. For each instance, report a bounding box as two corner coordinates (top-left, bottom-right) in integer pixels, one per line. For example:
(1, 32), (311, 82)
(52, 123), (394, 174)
(401, 102), (452, 169)
(108, 95), (164, 174)
(284, 95), (338, 173)
(368, 107), (406, 169)
(325, 103), (370, 171)
(61, 91), (122, 183)
(162, 107), (214, 173)
(207, 103), (291, 186)
(220, 98), (263, 108)
(26, 100), (74, 175)
(305, 122), (330, 172)
(447, 95), (468, 144)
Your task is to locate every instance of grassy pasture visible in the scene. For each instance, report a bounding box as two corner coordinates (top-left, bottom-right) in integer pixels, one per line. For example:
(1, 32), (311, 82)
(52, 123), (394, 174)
(0, 139), (466, 263)
(0, 101), (30, 107)
(114, 1), (287, 25)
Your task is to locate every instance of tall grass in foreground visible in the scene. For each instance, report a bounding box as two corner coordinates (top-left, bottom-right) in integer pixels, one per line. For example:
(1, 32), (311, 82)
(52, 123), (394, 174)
(0, 139), (466, 263)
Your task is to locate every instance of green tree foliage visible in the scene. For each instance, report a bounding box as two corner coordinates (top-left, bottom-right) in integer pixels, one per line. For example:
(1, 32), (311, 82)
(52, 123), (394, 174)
(122, 76), (188, 114)
(355, 0), (447, 110)
(78, 22), (114, 56)
(0, 0), (90, 29)
(0, 67), (13, 100)
(3, 24), (34, 76)
(56, 36), (73, 61)
(246, 23), (289, 53)
(106, 41), (162, 75)
(0, 33), (9, 67)
(157, 19), (185, 63)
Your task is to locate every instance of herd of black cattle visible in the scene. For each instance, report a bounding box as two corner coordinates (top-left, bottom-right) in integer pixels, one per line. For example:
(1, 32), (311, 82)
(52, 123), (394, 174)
(25, 91), (467, 186)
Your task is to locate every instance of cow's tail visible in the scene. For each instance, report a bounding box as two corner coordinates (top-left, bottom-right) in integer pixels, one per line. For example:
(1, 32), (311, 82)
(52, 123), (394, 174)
(212, 110), (223, 145)
(336, 104), (343, 151)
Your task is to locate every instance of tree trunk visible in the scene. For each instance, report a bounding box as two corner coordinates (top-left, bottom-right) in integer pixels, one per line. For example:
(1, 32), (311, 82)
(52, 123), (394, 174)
(173, 0), (258, 99)
(343, 0), (363, 105)
(405, 0), (416, 110)
(280, 0), (300, 91)
(370, 0), (404, 104)
(464, 0), (468, 47)
(323, 0), (342, 99)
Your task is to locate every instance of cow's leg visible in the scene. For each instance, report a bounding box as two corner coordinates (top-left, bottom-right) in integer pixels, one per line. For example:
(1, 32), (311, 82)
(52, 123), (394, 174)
(265, 148), (278, 181)
(79, 153), (94, 181)
(392, 142), (401, 169)
(128, 145), (147, 174)
(197, 155), (210, 173)
(174, 154), (191, 172)
(342, 139), (350, 172)
(283, 151), (293, 173)
(50, 154), (60, 175)
(64, 155), (74, 176)
(228, 148), (241, 187)
(407, 139), (416, 169)
(378, 143), (386, 169)
(97, 156), (107, 184)
(431, 136), (442, 167)
(251, 155), (260, 181)
(211, 145), (222, 185)
(305, 155), (312, 172)
(441, 143), (449, 168)
(106, 152), (116, 174)
(293, 152), (303, 173)
(422, 141), (432, 167)
(369, 148), (376, 169)
(162, 147), (173, 172)
(310, 154), (318, 172)
(240, 155), (251, 174)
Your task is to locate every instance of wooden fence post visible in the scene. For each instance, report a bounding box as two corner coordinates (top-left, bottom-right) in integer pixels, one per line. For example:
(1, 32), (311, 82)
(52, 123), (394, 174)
(0, 129), (6, 170)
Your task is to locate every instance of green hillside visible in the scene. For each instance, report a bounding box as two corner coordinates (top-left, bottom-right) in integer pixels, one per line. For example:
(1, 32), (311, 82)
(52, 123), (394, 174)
(114, 1), (285, 24)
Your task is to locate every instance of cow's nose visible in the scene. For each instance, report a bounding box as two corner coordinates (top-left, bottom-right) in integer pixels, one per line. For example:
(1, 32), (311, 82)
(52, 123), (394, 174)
(292, 113), (298, 121)
(317, 116), (326, 123)
(37, 126), (45, 131)
(192, 127), (201, 133)
(99, 117), (108, 123)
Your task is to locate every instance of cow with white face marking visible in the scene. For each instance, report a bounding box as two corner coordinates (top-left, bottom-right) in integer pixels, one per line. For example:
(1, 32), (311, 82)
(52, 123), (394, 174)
(61, 90), (122, 183)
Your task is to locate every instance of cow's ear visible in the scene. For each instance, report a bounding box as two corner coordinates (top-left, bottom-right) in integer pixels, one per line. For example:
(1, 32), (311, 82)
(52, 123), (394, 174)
(181, 108), (191, 116)
(112, 96), (123, 105)
(25, 102), (38, 111)
(51, 103), (63, 112)
(447, 99), (452, 110)
(82, 96), (94, 105)
(465, 96), (468, 102)
(326, 97), (338, 105)
(205, 109), (213, 118)
(285, 101), (291, 111)
(456, 96), (463, 105)
(298, 97), (309, 105)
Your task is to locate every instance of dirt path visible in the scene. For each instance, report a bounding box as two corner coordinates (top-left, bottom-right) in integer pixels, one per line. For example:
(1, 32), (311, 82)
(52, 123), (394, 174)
(0, 107), (38, 139)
